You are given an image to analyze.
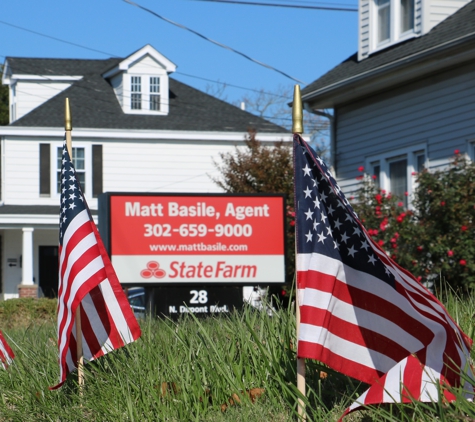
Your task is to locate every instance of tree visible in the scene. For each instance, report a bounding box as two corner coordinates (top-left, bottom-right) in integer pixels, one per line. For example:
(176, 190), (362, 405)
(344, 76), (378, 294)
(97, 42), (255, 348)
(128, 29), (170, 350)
(234, 85), (330, 160)
(212, 130), (296, 292)
(0, 65), (8, 126)
(205, 82), (331, 160)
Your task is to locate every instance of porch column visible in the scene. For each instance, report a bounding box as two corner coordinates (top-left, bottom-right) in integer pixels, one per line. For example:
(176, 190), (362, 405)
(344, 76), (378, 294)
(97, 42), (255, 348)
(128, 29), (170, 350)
(18, 227), (37, 298)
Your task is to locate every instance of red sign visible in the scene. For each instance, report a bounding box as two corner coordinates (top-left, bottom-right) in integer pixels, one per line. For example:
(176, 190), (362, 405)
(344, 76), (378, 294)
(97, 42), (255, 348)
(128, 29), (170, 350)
(107, 194), (286, 284)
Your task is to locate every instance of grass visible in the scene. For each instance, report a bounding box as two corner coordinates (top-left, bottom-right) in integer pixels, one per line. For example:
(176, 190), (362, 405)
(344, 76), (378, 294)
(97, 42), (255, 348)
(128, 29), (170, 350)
(0, 293), (473, 421)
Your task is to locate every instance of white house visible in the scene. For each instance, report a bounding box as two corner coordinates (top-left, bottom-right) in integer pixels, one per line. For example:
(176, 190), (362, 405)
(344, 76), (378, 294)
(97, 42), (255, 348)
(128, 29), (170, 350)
(301, 0), (475, 204)
(0, 45), (288, 299)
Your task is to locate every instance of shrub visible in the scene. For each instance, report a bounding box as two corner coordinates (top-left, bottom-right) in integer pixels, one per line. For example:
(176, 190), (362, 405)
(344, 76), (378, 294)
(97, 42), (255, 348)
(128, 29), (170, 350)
(353, 151), (475, 292)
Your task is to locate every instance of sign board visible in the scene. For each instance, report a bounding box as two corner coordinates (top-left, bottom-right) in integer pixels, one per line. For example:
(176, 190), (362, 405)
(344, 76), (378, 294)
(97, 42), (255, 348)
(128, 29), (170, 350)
(151, 286), (243, 318)
(99, 193), (286, 285)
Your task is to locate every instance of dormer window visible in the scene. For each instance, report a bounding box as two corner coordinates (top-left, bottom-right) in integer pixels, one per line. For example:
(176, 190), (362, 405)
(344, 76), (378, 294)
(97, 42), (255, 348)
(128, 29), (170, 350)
(103, 45), (177, 116)
(131, 76), (142, 110)
(371, 0), (415, 52)
(150, 77), (160, 111)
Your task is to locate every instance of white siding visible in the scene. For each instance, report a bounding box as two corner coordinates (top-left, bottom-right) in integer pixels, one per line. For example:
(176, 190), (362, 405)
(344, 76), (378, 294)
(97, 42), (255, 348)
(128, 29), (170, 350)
(1, 136), (246, 207)
(358, 0), (370, 61)
(129, 55), (167, 75)
(428, 0), (470, 30)
(14, 81), (74, 121)
(334, 62), (475, 190)
(103, 140), (238, 194)
(110, 74), (123, 108)
(3, 138), (41, 203)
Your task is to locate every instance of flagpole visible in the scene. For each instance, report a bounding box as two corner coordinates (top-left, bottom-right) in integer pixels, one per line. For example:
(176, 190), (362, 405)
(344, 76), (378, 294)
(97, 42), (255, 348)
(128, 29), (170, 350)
(292, 85), (306, 420)
(65, 98), (85, 390)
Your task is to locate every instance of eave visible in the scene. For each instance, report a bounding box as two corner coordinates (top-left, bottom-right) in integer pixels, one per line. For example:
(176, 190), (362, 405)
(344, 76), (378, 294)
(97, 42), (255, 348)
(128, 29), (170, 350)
(0, 126), (290, 143)
(302, 32), (475, 110)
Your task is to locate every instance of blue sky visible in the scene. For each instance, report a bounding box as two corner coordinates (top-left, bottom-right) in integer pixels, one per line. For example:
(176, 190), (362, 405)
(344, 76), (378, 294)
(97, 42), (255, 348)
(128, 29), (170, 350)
(1, 0), (358, 106)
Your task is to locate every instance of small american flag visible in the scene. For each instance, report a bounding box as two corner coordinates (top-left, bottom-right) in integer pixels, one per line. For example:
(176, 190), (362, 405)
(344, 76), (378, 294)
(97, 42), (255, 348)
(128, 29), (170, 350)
(53, 140), (141, 389)
(0, 331), (14, 369)
(293, 134), (473, 417)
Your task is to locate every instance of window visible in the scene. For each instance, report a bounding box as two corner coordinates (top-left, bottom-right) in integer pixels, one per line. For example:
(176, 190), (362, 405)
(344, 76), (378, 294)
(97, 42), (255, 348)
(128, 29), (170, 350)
(131, 76), (142, 110)
(373, 0), (415, 49)
(128, 75), (164, 113)
(149, 77), (160, 111)
(367, 145), (426, 208)
(57, 147), (86, 194)
(400, 0), (414, 33)
(377, 0), (390, 43)
(389, 157), (408, 206)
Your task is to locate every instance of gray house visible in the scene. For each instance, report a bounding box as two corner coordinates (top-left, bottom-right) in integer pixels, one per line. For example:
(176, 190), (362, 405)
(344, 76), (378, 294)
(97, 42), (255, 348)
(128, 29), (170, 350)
(301, 0), (475, 204)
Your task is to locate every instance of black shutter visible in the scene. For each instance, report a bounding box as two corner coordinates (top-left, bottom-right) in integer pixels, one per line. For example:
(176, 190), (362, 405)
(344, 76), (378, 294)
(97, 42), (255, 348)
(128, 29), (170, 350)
(92, 144), (103, 198)
(39, 144), (50, 196)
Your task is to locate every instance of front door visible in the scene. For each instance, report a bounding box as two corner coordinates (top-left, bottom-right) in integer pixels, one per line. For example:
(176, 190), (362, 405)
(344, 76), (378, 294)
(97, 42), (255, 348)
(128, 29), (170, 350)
(39, 246), (58, 298)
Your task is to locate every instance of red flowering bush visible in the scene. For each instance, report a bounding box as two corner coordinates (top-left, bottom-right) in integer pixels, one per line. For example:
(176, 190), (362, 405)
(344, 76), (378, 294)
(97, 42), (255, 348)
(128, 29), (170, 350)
(353, 151), (475, 292)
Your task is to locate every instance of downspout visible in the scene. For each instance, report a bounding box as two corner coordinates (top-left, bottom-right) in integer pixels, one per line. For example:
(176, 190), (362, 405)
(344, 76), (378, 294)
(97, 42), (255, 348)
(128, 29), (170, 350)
(303, 103), (336, 172)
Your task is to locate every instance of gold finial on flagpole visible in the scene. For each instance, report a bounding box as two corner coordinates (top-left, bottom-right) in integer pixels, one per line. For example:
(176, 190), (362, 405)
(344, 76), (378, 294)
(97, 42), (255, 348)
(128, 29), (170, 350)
(65, 97), (72, 131)
(64, 98), (73, 158)
(292, 84), (303, 134)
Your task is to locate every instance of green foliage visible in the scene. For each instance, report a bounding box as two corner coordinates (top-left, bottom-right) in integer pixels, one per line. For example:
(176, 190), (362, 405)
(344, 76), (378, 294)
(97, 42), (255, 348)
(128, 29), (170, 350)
(353, 151), (475, 292)
(212, 131), (296, 288)
(0, 65), (8, 126)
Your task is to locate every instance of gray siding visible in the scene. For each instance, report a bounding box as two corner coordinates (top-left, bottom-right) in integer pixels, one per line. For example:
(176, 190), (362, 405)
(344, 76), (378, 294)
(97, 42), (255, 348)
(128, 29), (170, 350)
(334, 62), (475, 192)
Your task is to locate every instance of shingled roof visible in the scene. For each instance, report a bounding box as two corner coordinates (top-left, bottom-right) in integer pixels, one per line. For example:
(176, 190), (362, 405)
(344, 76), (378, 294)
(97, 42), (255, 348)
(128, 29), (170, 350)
(5, 57), (286, 133)
(302, 0), (475, 101)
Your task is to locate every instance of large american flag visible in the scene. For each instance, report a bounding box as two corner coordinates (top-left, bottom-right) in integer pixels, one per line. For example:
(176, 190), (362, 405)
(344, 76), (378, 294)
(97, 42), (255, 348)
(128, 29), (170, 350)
(293, 134), (473, 417)
(53, 140), (141, 389)
(0, 331), (14, 369)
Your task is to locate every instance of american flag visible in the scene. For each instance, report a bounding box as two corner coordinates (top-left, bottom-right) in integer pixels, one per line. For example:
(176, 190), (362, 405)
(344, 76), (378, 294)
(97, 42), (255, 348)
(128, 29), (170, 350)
(293, 134), (473, 417)
(53, 140), (141, 389)
(0, 331), (14, 369)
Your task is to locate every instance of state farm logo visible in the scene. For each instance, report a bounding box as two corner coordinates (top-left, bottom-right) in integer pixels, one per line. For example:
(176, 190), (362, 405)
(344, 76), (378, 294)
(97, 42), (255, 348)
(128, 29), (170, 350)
(140, 261), (166, 279)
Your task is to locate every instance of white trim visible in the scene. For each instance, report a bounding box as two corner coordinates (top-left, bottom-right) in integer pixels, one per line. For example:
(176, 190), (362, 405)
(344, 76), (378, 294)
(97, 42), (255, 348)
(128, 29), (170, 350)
(102, 45), (177, 78)
(0, 127), (290, 142)
(370, 0), (417, 55)
(0, 214), (98, 226)
(52, 142), (92, 200)
(5, 75), (83, 83)
(365, 143), (427, 207)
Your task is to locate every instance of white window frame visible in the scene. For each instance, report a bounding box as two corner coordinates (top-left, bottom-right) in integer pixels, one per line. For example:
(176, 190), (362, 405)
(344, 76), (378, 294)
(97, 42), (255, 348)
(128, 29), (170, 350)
(371, 0), (416, 53)
(124, 74), (168, 115)
(366, 144), (427, 208)
(51, 142), (92, 198)
(466, 139), (475, 161)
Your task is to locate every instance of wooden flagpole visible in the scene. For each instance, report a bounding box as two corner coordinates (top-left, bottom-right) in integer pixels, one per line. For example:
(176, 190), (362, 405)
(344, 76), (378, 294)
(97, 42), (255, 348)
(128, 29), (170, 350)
(292, 85), (306, 420)
(65, 98), (85, 389)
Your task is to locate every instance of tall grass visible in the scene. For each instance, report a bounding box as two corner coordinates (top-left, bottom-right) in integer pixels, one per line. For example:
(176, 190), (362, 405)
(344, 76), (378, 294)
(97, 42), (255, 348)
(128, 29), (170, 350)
(0, 293), (473, 421)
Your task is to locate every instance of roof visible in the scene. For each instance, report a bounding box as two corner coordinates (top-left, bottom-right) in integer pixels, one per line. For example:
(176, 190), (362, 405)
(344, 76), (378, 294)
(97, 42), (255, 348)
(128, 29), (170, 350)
(302, 0), (475, 106)
(4, 57), (286, 133)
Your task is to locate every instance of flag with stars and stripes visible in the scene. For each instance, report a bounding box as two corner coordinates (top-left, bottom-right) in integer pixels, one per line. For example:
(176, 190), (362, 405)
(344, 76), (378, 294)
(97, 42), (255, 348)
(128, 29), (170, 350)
(0, 331), (14, 369)
(53, 139), (141, 389)
(293, 134), (473, 418)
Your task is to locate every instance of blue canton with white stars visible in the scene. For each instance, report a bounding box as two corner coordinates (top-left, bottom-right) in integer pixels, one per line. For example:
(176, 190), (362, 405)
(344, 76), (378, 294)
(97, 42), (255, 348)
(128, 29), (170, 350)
(294, 135), (395, 288)
(59, 142), (87, 244)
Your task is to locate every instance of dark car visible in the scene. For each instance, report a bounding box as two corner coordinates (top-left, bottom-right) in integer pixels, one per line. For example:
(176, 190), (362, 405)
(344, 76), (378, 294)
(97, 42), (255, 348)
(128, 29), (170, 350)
(126, 287), (146, 318)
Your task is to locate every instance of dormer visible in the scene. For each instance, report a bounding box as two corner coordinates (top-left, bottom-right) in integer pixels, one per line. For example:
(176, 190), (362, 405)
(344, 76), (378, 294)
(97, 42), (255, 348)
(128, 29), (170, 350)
(358, 0), (471, 61)
(102, 45), (177, 115)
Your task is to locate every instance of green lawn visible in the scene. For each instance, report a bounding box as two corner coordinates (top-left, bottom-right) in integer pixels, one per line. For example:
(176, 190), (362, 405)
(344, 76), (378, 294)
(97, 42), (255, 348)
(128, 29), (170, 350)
(0, 294), (473, 421)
